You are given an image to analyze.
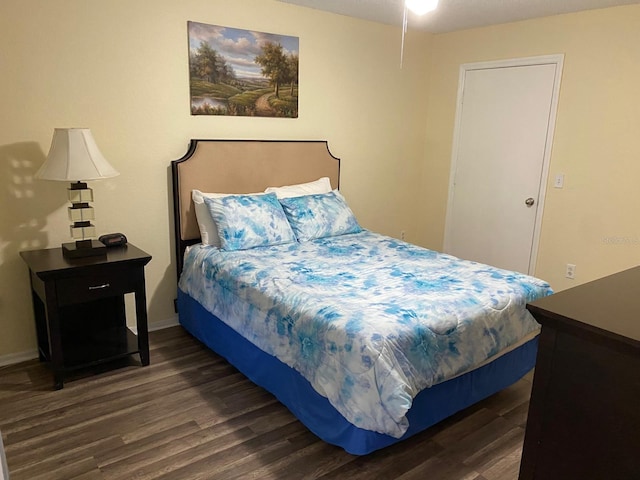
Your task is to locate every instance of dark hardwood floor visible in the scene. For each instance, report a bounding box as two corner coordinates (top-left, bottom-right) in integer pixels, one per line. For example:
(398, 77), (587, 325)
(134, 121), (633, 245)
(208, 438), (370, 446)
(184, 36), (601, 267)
(0, 326), (533, 479)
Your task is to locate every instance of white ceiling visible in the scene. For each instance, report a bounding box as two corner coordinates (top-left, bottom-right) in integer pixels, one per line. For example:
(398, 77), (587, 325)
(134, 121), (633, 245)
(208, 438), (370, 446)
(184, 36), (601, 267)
(277, 0), (640, 33)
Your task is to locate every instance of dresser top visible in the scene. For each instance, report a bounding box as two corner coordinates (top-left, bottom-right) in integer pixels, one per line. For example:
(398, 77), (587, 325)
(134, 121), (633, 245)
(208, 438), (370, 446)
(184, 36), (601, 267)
(527, 266), (640, 344)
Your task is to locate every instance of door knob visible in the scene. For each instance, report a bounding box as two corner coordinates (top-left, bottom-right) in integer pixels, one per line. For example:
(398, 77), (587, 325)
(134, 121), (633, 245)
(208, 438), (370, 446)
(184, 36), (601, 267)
(525, 197), (535, 207)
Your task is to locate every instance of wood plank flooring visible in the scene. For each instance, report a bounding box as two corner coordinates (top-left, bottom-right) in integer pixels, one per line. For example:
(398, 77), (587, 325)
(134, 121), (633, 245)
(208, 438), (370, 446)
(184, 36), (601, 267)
(0, 326), (533, 479)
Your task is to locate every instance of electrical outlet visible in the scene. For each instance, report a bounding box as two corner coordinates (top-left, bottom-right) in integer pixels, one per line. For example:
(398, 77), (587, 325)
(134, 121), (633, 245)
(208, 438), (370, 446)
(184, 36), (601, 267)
(565, 263), (576, 279)
(400, 230), (406, 240)
(554, 174), (565, 188)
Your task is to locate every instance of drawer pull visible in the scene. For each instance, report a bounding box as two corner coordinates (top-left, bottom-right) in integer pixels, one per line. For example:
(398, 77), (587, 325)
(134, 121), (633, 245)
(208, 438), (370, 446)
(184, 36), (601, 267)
(88, 283), (110, 290)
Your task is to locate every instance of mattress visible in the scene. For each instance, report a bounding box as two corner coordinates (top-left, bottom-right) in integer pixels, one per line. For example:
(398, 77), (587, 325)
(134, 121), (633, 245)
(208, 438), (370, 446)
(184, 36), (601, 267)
(178, 230), (552, 438)
(178, 289), (539, 455)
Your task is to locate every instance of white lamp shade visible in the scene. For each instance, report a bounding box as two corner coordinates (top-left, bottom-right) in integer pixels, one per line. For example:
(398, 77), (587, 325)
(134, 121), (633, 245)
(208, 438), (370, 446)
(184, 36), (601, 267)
(36, 128), (119, 181)
(406, 0), (438, 15)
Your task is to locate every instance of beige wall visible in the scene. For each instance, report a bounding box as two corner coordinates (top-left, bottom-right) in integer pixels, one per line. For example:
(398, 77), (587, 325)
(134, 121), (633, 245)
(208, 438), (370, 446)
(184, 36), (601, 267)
(3, 0), (640, 360)
(423, 5), (640, 291)
(0, 0), (431, 358)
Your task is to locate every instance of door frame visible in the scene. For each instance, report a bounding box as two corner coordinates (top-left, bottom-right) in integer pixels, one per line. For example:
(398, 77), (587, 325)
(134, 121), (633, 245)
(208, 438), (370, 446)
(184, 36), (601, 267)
(443, 54), (564, 275)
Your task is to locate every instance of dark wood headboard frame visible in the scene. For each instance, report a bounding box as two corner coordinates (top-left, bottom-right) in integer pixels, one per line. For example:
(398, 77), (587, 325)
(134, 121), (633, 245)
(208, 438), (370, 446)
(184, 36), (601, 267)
(171, 139), (340, 278)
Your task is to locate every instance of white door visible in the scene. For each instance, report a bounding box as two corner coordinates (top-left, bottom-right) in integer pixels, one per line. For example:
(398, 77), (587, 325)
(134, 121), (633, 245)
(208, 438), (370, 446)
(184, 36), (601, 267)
(444, 56), (563, 274)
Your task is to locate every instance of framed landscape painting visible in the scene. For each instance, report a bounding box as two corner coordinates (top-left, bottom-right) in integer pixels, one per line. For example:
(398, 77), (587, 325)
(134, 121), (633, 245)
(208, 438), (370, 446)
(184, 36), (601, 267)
(188, 21), (299, 117)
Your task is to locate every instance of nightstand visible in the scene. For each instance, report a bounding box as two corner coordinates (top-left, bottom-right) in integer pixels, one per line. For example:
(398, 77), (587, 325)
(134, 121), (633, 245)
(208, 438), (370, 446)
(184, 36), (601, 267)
(20, 243), (152, 389)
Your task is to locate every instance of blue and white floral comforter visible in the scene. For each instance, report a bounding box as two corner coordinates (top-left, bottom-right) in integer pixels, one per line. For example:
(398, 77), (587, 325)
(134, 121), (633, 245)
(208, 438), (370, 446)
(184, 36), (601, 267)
(179, 231), (552, 437)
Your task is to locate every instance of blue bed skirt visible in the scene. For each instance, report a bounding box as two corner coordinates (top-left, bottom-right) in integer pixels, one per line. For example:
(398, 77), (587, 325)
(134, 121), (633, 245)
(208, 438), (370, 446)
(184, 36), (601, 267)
(177, 289), (537, 455)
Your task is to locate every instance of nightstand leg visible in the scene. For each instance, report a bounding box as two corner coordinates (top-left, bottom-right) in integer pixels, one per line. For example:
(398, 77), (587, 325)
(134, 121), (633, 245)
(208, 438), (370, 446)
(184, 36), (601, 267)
(135, 283), (150, 366)
(44, 283), (66, 390)
(29, 282), (50, 362)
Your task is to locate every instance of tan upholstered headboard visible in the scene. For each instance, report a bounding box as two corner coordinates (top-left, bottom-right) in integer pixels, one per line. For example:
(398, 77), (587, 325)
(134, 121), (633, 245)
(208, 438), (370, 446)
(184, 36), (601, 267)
(171, 139), (340, 275)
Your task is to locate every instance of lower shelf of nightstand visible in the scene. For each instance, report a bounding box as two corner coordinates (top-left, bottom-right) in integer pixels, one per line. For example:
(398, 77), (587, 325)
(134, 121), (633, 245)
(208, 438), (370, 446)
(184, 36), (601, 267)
(59, 326), (140, 371)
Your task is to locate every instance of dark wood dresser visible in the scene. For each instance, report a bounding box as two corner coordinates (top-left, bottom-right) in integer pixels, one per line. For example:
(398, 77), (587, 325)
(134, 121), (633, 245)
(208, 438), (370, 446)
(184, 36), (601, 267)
(519, 266), (640, 479)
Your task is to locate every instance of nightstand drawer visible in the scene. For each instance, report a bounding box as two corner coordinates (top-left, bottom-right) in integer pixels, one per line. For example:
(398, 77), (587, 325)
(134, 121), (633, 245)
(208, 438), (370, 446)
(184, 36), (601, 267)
(56, 270), (137, 306)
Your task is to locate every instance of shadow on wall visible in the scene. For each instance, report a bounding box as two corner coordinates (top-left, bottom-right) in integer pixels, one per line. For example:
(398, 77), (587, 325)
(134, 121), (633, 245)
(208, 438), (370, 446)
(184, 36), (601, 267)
(0, 142), (63, 252)
(0, 142), (179, 334)
(145, 164), (180, 325)
(0, 142), (65, 334)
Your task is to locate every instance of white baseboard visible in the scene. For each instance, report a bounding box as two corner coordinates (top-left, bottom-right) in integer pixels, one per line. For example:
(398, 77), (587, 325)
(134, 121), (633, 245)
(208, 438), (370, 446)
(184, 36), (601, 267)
(0, 349), (38, 367)
(129, 315), (180, 334)
(149, 315), (180, 332)
(0, 316), (180, 367)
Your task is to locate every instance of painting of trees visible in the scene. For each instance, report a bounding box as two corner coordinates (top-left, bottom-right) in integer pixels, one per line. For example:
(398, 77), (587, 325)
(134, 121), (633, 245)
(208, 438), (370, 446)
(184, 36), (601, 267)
(255, 42), (299, 99)
(187, 22), (299, 117)
(288, 54), (299, 96)
(190, 42), (235, 85)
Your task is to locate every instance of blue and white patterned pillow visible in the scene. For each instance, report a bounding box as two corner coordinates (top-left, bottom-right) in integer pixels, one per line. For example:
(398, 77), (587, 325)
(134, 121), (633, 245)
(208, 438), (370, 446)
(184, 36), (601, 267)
(279, 190), (362, 242)
(204, 193), (296, 251)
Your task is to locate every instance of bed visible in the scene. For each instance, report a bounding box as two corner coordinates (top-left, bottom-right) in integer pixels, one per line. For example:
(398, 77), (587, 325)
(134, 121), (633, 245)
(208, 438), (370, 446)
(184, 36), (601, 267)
(171, 139), (552, 455)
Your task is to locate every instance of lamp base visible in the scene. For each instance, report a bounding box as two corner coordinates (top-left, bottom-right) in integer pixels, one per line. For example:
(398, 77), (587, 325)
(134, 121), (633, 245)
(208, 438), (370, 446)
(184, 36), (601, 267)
(62, 239), (107, 259)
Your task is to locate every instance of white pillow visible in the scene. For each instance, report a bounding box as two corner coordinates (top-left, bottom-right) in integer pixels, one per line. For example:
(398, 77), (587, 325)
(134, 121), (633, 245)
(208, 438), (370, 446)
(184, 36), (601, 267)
(192, 190), (221, 247)
(192, 190), (263, 247)
(264, 177), (332, 199)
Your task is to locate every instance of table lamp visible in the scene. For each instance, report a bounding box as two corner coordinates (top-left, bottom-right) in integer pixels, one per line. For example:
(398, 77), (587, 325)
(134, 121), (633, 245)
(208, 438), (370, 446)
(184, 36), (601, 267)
(36, 128), (119, 259)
